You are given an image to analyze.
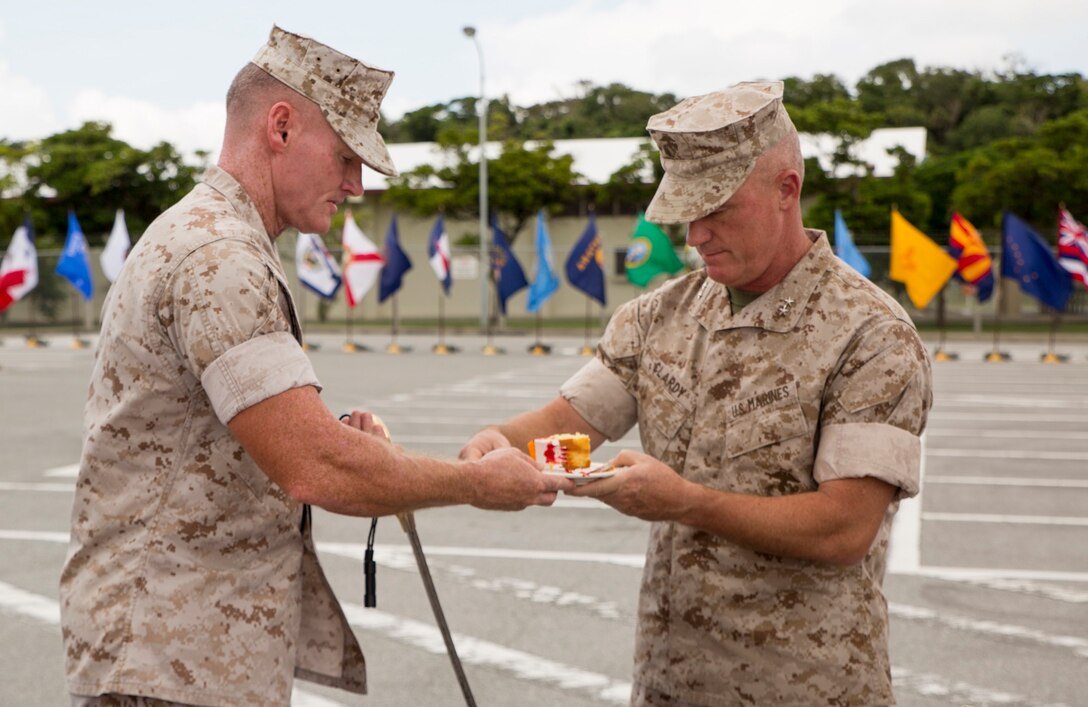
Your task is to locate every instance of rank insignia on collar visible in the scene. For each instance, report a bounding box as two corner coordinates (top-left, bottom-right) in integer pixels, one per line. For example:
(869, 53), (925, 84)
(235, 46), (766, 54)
(776, 297), (794, 317)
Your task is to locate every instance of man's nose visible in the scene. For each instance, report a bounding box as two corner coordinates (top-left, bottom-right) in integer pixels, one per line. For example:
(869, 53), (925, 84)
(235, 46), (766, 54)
(686, 221), (708, 247)
(344, 168), (364, 198)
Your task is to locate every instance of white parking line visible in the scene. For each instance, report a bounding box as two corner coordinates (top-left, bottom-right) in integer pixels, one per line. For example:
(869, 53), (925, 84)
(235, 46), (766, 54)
(890, 666), (1067, 707)
(889, 602), (1088, 659)
(926, 476), (1088, 488)
(342, 603), (632, 704)
(927, 448), (1088, 461)
(923, 512), (1088, 526)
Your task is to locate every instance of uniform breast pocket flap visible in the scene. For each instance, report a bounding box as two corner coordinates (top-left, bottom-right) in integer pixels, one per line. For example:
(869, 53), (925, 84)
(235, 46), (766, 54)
(638, 373), (695, 441)
(726, 392), (808, 459)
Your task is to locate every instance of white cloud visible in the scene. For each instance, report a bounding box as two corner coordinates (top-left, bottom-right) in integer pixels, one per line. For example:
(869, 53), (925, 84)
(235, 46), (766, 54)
(0, 61), (61, 142)
(480, 0), (1088, 105)
(68, 89), (224, 160)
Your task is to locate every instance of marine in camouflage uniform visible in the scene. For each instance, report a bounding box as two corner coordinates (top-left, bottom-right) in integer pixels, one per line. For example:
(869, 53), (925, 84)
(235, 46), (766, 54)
(461, 82), (930, 706)
(61, 25), (570, 707)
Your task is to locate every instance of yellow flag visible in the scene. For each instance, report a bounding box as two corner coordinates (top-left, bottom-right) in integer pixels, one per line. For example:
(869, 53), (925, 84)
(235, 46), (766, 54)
(889, 210), (957, 309)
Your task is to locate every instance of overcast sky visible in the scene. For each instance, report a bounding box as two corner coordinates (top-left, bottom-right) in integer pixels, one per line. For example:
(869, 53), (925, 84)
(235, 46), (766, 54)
(3, 0), (1087, 162)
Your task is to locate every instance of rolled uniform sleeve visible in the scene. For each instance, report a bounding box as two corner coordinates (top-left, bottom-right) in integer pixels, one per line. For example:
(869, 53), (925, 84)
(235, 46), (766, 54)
(816, 319), (932, 498)
(158, 238), (320, 425)
(560, 298), (642, 441)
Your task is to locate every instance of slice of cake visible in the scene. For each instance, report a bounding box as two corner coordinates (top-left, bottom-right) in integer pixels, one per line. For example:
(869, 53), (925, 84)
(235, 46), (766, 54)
(528, 433), (591, 471)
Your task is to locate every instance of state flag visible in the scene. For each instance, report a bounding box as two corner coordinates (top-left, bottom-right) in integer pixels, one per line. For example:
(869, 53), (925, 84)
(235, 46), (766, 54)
(0, 216), (38, 312)
(565, 213), (606, 305)
(296, 232), (342, 299)
(56, 210), (94, 300)
(378, 213), (413, 303)
(428, 214), (452, 295)
(341, 209), (384, 308)
(100, 209), (130, 283)
(889, 210), (956, 309)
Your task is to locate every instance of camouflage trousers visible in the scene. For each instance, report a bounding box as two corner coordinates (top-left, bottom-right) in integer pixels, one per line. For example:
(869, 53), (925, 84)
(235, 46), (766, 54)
(71, 695), (194, 707)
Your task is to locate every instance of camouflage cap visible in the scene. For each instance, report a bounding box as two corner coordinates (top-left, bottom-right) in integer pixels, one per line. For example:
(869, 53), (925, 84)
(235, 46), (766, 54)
(645, 81), (792, 224)
(252, 25), (398, 177)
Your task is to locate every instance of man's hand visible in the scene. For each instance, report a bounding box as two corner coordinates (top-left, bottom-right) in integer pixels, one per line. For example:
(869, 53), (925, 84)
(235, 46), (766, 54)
(568, 449), (693, 521)
(467, 447), (575, 510)
(459, 427), (513, 461)
(340, 410), (391, 440)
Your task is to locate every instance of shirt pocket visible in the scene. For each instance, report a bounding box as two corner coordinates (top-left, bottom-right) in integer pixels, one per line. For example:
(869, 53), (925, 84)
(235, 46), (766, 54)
(636, 367), (695, 461)
(725, 388), (809, 459)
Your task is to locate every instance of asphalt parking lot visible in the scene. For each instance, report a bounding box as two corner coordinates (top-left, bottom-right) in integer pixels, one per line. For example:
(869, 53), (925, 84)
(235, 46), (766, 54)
(1, 331), (1086, 706)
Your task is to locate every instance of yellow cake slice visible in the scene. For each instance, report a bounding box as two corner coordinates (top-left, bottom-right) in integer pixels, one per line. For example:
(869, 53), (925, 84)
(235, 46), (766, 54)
(528, 433), (591, 471)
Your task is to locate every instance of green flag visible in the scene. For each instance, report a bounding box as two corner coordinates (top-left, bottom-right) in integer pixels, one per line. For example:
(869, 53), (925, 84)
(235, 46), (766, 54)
(625, 212), (684, 287)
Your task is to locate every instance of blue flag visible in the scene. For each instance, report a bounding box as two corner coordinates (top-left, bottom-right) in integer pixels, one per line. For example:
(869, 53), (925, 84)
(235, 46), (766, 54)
(56, 210), (94, 300)
(834, 209), (871, 278)
(1001, 211), (1073, 312)
(490, 217), (527, 315)
(427, 214), (452, 295)
(565, 213), (606, 305)
(527, 210), (559, 313)
(378, 213), (413, 303)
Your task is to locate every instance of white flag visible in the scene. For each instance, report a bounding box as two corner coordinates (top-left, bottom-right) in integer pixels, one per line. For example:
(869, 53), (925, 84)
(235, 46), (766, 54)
(296, 232), (342, 299)
(100, 209), (130, 282)
(341, 209), (384, 307)
(0, 218), (39, 312)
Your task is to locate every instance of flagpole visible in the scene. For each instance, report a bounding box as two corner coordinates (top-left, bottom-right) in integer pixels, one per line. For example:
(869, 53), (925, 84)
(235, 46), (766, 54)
(69, 291), (88, 349)
(433, 292), (448, 354)
(528, 312), (549, 355)
(386, 295), (404, 354)
(986, 265), (1010, 362)
(482, 288), (500, 355)
(1041, 311), (1067, 363)
(26, 291), (44, 348)
(932, 289), (957, 361)
(580, 297), (594, 356)
(343, 304), (358, 353)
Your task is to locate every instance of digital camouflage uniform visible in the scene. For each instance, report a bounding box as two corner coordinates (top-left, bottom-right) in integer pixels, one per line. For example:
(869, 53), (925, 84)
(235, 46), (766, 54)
(60, 166), (366, 706)
(560, 232), (930, 706)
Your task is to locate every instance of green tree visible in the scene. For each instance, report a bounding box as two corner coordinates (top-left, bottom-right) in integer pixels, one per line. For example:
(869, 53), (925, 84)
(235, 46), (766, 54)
(951, 108), (1088, 230)
(20, 122), (199, 245)
(383, 138), (580, 242)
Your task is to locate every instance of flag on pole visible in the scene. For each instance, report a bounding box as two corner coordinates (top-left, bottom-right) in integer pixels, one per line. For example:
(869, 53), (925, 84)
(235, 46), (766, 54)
(625, 212), (683, 287)
(833, 209), (871, 277)
(889, 210), (956, 309)
(379, 214), (413, 303)
(0, 216), (38, 312)
(296, 232), (342, 299)
(526, 210), (559, 313)
(490, 217), (528, 315)
(100, 209), (130, 283)
(56, 210), (94, 300)
(948, 212), (995, 302)
(341, 209), (384, 308)
(1002, 211), (1073, 311)
(565, 213), (606, 305)
(428, 214), (452, 294)
(1058, 207), (1088, 290)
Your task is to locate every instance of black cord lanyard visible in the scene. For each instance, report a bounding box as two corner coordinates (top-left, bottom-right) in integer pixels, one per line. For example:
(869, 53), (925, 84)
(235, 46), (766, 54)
(340, 414), (380, 608)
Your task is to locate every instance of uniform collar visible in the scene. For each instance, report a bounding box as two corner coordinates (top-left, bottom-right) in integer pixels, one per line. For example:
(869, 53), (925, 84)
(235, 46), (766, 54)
(692, 229), (830, 333)
(200, 165), (278, 261)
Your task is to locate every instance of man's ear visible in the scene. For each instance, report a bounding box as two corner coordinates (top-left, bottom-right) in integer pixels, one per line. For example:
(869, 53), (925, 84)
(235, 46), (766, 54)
(267, 102), (292, 153)
(777, 169), (802, 205)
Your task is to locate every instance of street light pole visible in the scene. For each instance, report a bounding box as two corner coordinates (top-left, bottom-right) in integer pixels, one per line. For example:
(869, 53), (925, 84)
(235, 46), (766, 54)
(463, 26), (489, 334)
